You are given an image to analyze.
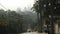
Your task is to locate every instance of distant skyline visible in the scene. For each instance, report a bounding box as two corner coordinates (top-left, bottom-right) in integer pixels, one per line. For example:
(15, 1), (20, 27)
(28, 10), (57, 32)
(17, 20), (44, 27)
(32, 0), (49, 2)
(0, 0), (35, 11)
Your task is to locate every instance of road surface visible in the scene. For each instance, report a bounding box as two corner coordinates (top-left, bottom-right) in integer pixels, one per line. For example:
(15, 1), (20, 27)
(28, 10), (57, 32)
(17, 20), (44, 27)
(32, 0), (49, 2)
(21, 32), (48, 34)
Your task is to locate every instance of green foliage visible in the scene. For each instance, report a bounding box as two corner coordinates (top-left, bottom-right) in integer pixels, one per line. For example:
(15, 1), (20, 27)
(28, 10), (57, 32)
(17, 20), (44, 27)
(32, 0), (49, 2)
(0, 9), (23, 33)
(0, 10), (8, 26)
(32, 1), (39, 12)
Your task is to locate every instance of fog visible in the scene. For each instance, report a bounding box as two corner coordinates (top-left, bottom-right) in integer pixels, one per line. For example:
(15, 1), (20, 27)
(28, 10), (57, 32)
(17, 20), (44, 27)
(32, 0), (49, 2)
(0, 0), (35, 11)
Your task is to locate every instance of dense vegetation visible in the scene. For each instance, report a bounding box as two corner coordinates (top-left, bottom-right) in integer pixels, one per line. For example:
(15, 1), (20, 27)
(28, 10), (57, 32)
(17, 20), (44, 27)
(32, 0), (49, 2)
(0, 8), (37, 34)
(0, 9), (23, 33)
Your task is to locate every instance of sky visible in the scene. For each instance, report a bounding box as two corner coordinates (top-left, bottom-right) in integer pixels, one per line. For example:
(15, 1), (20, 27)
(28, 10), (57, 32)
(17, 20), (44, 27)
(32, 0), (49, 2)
(0, 0), (35, 11)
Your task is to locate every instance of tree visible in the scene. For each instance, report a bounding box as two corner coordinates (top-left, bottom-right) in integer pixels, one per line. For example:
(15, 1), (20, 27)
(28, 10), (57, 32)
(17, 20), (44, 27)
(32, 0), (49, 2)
(32, 0), (47, 32)
(0, 9), (24, 33)
(7, 10), (23, 33)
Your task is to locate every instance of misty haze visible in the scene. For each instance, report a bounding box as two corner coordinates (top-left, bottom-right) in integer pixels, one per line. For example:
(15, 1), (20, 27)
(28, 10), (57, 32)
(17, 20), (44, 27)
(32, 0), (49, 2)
(0, 0), (60, 34)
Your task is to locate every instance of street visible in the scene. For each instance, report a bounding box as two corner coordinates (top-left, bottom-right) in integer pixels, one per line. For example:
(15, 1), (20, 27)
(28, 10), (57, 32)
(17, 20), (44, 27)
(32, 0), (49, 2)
(21, 32), (48, 34)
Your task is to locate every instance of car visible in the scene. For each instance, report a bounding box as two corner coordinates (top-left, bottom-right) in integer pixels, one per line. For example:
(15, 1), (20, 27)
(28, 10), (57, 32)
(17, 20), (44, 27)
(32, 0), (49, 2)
(27, 29), (31, 32)
(44, 25), (48, 33)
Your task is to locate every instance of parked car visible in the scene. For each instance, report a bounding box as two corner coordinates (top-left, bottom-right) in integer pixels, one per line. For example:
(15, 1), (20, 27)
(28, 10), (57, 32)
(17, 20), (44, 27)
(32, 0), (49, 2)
(27, 29), (32, 32)
(44, 25), (51, 33)
(44, 25), (48, 33)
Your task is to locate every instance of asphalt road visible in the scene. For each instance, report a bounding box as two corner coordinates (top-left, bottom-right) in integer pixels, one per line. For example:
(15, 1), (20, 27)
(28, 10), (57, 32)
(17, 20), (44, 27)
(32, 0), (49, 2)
(21, 32), (48, 34)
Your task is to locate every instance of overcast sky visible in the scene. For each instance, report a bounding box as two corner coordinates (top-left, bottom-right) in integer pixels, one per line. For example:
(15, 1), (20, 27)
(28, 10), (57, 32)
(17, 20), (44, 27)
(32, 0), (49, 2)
(0, 0), (34, 10)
